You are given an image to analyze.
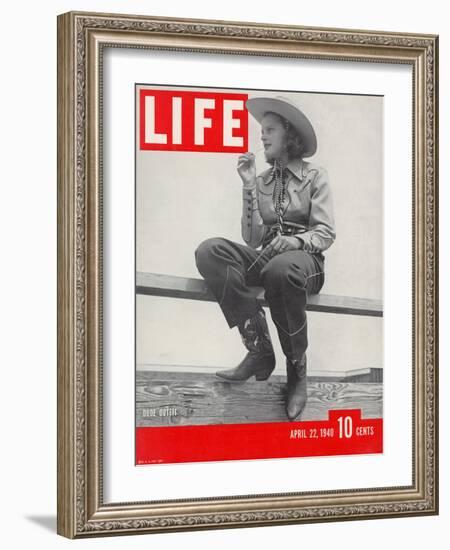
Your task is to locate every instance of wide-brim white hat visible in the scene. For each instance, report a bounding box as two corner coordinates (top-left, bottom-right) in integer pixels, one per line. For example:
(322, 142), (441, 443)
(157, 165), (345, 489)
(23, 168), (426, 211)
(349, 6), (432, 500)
(246, 95), (317, 157)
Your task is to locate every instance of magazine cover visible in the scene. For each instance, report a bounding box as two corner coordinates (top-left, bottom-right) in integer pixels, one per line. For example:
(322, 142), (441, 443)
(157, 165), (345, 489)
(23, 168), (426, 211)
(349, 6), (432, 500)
(135, 84), (383, 465)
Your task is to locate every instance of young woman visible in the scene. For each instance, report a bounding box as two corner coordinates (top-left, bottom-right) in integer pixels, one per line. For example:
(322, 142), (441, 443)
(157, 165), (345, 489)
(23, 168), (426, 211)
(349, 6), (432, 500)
(195, 95), (336, 420)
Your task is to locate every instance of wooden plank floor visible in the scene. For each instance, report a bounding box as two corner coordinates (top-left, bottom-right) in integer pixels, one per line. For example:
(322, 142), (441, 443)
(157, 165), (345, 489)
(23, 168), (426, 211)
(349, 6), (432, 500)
(136, 371), (382, 427)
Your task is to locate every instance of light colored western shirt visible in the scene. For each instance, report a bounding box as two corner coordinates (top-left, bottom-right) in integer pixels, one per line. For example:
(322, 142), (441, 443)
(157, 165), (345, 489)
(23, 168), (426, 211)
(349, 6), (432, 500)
(241, 157), (336, 253)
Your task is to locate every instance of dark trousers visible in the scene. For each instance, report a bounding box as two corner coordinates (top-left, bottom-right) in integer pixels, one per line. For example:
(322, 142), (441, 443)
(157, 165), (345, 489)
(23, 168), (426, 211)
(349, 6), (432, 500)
(195, 237), (325, 361)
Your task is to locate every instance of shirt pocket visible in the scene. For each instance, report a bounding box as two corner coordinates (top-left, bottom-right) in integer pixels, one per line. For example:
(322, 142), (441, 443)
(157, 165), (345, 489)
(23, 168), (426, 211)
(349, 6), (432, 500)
(288, 184), (311, 220)
(257, 180), (275, 196)
(256, 180), (277, 222)
(289, 169), (319, 216)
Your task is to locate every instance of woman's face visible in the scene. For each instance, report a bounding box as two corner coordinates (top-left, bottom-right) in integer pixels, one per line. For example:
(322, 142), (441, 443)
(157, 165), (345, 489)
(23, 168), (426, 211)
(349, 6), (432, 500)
(260, 112), (289, 163)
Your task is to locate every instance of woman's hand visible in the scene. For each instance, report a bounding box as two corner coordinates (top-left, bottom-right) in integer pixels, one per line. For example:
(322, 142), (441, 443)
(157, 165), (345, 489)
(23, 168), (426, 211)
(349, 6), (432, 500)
(237, 152), (256, 187)
(266, 235), (301, 257)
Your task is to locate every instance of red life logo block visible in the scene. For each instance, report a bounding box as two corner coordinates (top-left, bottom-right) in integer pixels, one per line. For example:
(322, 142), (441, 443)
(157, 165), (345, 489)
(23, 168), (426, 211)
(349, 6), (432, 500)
(139, 89), (249, 153)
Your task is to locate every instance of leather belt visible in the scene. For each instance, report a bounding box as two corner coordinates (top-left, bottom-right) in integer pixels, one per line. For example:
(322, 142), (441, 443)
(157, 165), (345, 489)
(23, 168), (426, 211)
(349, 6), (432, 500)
(262, 222), (307, 246)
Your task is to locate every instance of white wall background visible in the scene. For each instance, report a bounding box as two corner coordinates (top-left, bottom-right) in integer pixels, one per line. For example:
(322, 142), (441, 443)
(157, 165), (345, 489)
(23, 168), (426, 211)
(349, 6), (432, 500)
(0, 0), (446, 548)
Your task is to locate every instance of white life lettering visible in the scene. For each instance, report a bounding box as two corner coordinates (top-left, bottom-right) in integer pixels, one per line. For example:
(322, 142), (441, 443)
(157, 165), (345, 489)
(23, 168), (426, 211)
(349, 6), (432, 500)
(223, 100), (244, 147)
(194, 98), (215, 146)
(172, 97), (182, 145)
(144, 95), (167, 144)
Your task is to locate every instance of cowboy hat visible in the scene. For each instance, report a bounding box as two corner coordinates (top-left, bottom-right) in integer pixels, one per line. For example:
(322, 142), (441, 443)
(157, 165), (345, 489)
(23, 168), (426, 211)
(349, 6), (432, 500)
(245, 95), (317, 157)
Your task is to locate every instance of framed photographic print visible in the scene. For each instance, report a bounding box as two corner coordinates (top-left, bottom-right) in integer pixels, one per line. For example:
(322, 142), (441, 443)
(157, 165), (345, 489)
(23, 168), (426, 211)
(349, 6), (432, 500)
(57, 11), (439, 538)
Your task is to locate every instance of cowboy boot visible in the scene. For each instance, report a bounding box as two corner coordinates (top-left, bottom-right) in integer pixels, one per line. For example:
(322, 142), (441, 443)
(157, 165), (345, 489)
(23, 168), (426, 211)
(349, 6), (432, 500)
(216, 309), (276, 381)
(285, 354), (307, 420)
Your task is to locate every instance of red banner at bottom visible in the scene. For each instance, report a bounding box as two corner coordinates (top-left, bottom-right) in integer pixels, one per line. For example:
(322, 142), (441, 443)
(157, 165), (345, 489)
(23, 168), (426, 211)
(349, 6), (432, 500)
(136, 409), (382, 465)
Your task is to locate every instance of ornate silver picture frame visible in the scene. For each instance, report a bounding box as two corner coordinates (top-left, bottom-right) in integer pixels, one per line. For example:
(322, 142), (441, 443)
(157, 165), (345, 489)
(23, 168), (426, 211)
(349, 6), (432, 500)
(57, 11), (438, 538)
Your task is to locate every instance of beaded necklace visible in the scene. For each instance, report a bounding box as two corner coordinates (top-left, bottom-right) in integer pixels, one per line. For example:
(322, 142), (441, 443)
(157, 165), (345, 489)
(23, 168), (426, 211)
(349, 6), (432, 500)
(271, 159), (287, 235)
(246, 159), (288, 273)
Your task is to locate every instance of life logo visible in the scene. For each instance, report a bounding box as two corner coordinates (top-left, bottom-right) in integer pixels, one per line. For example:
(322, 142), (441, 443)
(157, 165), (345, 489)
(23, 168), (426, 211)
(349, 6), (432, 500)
(139, 89), (249, 153)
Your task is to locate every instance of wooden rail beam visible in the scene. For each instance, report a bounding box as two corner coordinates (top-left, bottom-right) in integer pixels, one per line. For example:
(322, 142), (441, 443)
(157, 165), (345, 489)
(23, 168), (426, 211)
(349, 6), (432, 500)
(136, 272), (383, 317)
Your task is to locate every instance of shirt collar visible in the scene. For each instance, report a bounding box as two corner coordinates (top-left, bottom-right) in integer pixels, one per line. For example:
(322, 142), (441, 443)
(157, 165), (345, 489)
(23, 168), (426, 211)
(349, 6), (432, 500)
(262, 158), (304, 185)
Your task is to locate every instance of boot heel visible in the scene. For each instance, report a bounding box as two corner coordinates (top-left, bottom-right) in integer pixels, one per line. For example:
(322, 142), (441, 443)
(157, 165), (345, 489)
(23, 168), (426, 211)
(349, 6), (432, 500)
(255, 369), (273, 381)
